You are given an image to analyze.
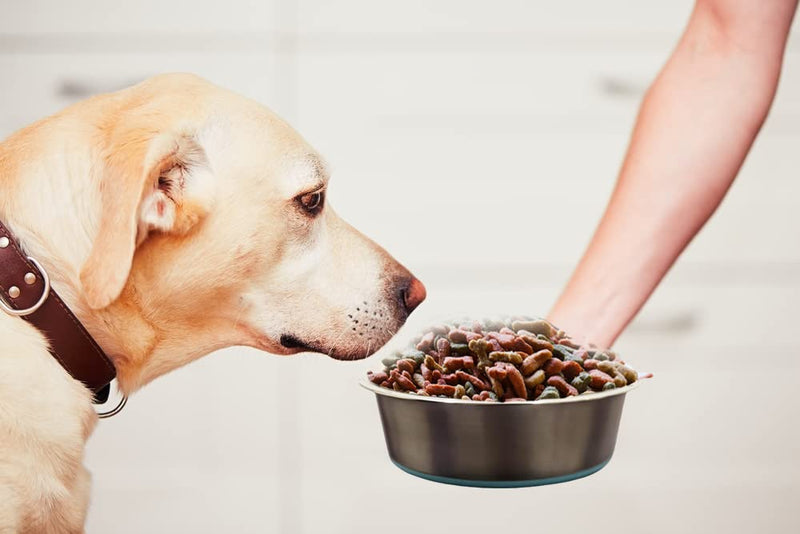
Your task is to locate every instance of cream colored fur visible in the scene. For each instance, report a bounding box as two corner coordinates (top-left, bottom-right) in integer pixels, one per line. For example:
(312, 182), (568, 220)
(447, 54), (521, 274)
(0, 73), (422, 533)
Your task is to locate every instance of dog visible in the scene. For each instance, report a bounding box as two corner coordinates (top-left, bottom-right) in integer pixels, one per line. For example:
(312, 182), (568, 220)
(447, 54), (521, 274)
(0, 73), (426, 533)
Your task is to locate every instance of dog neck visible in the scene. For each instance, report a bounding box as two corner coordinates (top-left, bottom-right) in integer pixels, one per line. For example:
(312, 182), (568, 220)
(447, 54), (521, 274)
(0, 120), (162, 393)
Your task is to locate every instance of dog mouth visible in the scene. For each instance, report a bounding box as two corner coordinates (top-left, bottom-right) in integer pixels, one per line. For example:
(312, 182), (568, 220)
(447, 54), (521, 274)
(279, 334), (320, 353)
(278, 333), (377, 361)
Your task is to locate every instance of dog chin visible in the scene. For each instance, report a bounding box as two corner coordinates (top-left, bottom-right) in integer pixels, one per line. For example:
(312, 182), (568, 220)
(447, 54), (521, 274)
(278, 333), (387, 361)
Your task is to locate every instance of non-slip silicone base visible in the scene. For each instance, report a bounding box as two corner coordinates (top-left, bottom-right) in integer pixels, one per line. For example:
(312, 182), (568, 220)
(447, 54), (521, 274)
(391, 458), (611, 488)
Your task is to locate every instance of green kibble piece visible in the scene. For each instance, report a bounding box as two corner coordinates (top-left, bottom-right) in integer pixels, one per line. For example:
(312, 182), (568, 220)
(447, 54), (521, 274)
(484, 319), (507, 332)
(551, 344), (574, 360)
(488, 391), (498, 401)
(536, 386), (561, 400)
(464, 381), (476, 398)
(412, 373), (425, 389)
(567, 353), (585, 364)
(449, 343), (471, 356)
(381, 356), (400, 368)
(594, 352), (610, 362)
(597, 360), (617, 375)
(571, 375), (589, 393)
(401, 349), (426, 366)
(602, 382), (617, 391)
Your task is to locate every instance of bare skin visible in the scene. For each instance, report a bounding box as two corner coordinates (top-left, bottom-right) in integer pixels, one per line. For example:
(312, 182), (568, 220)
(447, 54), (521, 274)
(548, 0), (798, 347)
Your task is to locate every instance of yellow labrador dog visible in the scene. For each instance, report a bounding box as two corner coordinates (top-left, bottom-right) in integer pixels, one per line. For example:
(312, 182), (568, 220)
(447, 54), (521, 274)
(0, 73), (425, 533)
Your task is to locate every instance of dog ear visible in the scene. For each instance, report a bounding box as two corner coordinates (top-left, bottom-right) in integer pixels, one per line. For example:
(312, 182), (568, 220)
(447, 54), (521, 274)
(80, 129), (212, 310)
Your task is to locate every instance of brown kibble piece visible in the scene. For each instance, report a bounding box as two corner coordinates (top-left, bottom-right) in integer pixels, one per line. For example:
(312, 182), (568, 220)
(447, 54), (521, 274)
(547, 375), (578, 397)
(520, 349), (552, 375)
(443, 356), (475, 372)
(420, 363), (432, 381)
(436, 338), (451, 358)
(505, 365), (527, 398)
(562, 360), (583, 381)
(391, 369), (417, 391)
(447, 329), (467, 343)
(493, 333), (533, 354)
(487, 338), (503, 352)
(396, 359), (416, 374)
(424, 354), (444, 373)
(425, 383), (457, 396)
(542, 358), (564, 377)
(588, 369), (613, 389)
(488, 376), (505, 397)
(488, 351), (524, 365)
(486, 364), (509, 381)
(442, 373), (460, 385)
(518, 334), (554, 353)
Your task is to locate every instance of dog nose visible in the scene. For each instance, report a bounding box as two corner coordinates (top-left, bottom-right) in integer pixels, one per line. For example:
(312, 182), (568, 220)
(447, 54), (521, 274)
(401, 277), (426, 313)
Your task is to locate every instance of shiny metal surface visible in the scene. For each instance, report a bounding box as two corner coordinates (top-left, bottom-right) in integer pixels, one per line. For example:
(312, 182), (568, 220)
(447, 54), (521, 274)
(363, 381), (639, 487)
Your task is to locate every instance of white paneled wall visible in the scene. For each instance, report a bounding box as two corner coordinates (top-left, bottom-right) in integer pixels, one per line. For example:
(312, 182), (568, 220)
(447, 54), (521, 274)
(1, 1), (799, 533)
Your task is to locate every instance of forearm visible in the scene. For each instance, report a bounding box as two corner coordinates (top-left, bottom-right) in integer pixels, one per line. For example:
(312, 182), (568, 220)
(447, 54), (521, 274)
(548, 1), (797, 347)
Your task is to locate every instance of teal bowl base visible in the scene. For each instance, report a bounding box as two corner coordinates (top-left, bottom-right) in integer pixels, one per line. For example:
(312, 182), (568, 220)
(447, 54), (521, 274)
(391, 458), (611, 488)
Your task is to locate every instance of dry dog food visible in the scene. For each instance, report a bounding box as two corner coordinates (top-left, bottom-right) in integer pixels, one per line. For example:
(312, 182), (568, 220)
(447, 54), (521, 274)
(367, 318), (638, 402)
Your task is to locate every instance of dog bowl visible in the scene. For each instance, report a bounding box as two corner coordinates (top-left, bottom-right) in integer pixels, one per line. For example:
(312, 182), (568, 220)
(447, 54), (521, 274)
(362, 379), (641, 487)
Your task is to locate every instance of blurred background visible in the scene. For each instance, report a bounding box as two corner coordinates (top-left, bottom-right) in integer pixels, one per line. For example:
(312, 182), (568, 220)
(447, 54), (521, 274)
(2, 1), (799, 532)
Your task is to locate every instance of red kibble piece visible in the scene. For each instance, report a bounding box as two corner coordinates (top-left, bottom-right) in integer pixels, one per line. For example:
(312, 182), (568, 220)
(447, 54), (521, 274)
(455, 370), (488, 391)
(416, 331), (435, 351)
(368, 370), (388, 384)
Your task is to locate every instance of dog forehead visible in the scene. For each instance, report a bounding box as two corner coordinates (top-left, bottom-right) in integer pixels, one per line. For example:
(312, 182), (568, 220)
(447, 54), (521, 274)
(281, 151), (329, 192)
(196, 104), (327, 194)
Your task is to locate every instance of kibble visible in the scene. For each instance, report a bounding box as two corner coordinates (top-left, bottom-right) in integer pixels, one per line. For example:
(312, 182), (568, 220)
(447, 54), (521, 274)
(370, 317), (639, 402)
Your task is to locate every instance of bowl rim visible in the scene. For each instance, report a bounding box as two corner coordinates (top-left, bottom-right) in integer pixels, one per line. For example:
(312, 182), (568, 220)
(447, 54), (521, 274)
(360, 377), (641, 405)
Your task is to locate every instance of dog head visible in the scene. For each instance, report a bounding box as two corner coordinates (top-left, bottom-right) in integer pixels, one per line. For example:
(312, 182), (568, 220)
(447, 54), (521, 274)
(58, 74), (425, 388)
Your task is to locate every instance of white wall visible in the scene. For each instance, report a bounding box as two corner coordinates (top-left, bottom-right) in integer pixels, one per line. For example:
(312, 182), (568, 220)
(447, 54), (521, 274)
(1, 2), (799, 532)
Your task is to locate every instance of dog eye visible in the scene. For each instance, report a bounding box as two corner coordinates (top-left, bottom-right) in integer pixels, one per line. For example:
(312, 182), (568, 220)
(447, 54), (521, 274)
(298, 189), (325, 214)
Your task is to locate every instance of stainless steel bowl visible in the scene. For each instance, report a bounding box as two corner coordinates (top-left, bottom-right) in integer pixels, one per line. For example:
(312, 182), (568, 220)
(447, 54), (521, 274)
(362, 380), (641, 487)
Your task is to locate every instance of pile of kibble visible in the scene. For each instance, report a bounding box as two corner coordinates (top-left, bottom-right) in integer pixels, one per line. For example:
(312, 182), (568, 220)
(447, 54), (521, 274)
(368, 318), (638, 402)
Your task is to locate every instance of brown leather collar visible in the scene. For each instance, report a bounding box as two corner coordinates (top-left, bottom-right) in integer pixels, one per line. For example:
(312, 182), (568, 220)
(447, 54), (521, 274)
(0, 220), (116, 404)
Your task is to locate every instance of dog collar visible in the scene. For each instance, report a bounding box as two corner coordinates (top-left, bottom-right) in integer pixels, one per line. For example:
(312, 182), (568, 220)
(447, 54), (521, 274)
(0, 219), (117, 406)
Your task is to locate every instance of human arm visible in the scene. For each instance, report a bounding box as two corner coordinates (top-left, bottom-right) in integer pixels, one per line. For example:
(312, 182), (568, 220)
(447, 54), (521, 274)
(548, 0), (798, 347)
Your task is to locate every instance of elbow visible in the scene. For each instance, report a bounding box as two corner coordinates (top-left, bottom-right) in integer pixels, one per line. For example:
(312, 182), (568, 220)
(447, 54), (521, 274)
(686, 1), (793, 129)
(692, 0), (795, 63)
